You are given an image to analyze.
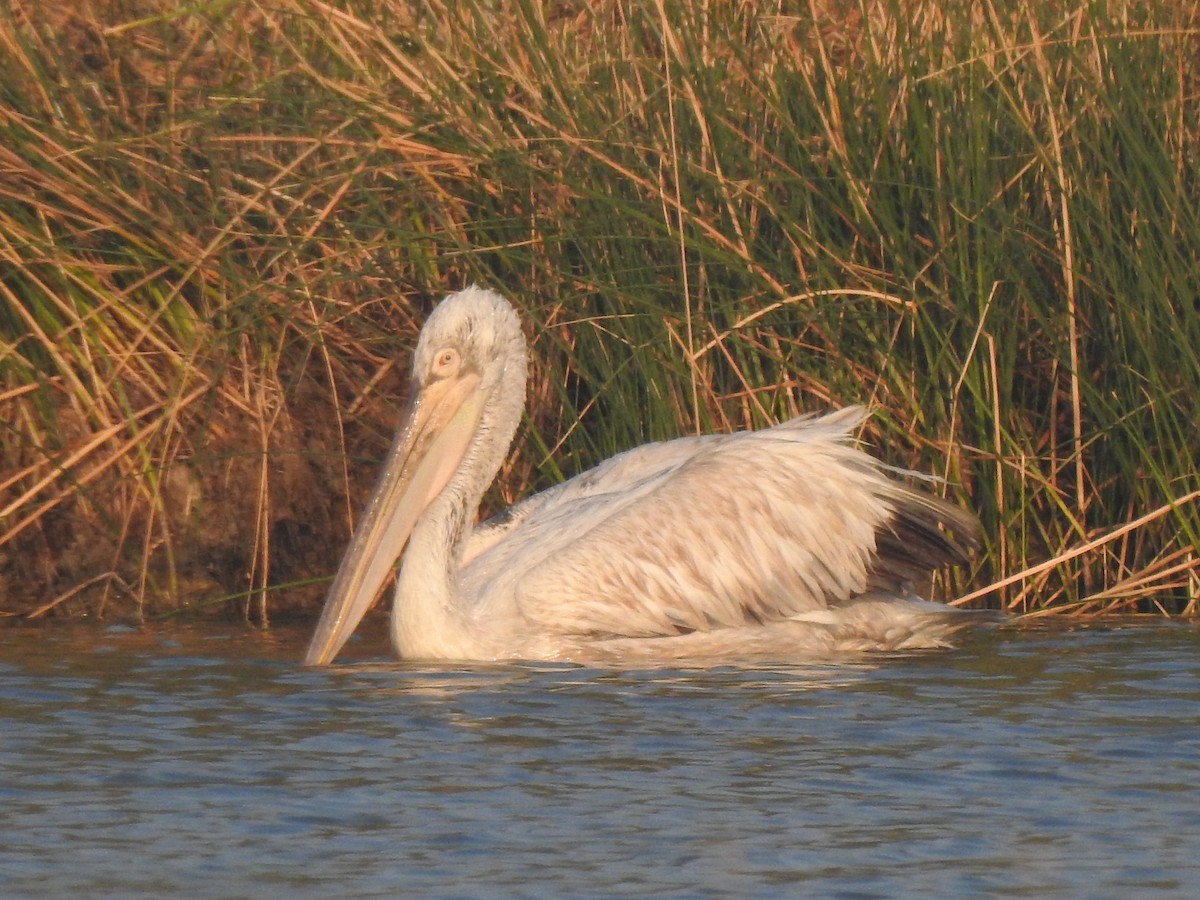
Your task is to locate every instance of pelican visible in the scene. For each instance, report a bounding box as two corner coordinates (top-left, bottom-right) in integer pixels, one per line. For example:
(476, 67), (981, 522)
(305, 286), (982, 665)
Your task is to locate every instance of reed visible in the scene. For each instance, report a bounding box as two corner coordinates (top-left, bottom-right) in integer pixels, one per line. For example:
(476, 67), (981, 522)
(1, 0), (1197, 620)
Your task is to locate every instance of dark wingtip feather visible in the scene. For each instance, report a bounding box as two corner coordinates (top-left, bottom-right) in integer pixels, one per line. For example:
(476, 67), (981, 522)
(869, 485), (982, 589)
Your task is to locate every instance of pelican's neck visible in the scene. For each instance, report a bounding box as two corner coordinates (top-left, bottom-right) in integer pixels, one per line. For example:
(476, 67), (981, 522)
(391, 348), (526, 659)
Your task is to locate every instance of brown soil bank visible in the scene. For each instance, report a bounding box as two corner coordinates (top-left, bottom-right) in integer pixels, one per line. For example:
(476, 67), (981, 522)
(2, 1), (1198, 621)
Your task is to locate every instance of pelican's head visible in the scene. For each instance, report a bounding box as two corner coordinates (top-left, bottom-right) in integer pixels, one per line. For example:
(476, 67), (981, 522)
(411, 285), (527, 403)
(304, 286), (526, 665)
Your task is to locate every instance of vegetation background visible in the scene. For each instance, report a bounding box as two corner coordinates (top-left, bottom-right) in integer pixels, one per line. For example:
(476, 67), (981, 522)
(1, 0), (1197, 623)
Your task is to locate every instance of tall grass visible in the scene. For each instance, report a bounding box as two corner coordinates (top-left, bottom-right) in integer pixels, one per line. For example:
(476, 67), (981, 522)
(1, 0), (1197, 619)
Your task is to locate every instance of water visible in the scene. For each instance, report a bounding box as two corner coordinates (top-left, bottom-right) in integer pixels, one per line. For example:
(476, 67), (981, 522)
(1, 619), (1198, 898)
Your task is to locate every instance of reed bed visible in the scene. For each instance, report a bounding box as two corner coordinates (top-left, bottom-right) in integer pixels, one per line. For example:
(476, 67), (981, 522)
(1, 0), (1197, 621)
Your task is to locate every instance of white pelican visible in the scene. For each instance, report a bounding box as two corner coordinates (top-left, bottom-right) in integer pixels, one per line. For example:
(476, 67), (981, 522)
(305, 286), (982, 665)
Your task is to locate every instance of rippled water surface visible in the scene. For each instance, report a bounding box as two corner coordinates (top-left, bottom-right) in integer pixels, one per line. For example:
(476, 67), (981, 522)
(2, 619), (1199, 897)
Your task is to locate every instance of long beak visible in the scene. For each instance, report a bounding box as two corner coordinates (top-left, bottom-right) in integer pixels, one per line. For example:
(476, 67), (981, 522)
(304, 371), (483, 665)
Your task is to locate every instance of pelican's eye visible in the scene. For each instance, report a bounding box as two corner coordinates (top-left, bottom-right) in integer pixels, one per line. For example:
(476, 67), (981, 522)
(431, 347), (461, 378)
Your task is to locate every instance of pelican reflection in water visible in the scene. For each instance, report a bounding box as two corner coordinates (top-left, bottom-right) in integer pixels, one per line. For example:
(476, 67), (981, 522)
(305, 287), (981, 665)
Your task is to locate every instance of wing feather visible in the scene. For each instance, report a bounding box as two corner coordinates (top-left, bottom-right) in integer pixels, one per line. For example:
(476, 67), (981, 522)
(460, 407), (978, 642)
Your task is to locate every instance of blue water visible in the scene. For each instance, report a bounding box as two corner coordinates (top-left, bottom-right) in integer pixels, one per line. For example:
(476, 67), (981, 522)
(1, 620), (1198, 897)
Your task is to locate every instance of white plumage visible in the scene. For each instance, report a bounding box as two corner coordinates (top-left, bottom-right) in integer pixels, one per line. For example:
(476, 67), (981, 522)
(305, 287), (981, 665)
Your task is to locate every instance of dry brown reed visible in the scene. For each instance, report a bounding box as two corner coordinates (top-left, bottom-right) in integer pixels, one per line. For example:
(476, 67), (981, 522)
(1, 0), (1197, 621)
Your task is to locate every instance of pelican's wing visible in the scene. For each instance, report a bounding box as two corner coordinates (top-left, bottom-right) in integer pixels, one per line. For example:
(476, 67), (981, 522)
(460, 407), (978, 640)
(461, 434), (714, 563)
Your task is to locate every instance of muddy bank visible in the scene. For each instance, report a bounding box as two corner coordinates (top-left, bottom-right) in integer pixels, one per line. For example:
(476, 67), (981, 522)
(1, 369), (409, 622)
